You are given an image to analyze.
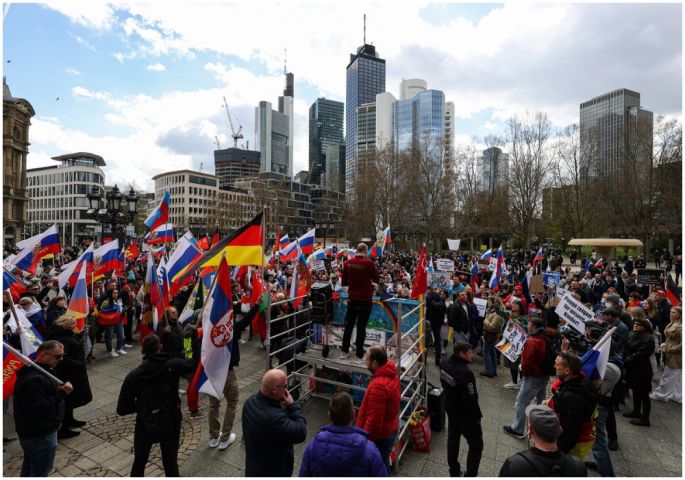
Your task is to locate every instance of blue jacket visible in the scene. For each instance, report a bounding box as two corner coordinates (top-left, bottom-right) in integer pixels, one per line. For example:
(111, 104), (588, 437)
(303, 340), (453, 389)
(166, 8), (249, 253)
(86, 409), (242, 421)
(299, 425), (387, 477)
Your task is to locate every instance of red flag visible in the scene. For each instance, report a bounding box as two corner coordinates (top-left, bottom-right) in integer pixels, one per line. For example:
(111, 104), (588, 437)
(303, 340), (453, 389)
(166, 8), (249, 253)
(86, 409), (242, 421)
(197, 236), (210, 250)
(410, 247), (427, 300)
(665, 276), (681, 307)
(251, 269), (265, 306)
(210, 228), (220, 249)
(125, 243), (140, 260)
(3, 346), (24, 400)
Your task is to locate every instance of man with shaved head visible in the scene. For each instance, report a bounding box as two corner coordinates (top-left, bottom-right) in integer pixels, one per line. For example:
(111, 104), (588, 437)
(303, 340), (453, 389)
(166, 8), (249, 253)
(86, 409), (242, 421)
(242, 369), (307, 477)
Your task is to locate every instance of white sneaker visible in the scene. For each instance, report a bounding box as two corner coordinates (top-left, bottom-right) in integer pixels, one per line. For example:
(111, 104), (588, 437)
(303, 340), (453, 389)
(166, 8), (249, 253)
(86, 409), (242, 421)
(239, 339), (246, 344)
(353, 356), (366, 366)
(503, 382), (520, 390)
(339, 352), (349, 360)
(178, 389), (186, 395)
(124, 344), (133, 349)
(218, 433), (236, 450)
(117, 349), (127, 355)
(109, 351), (119, 358)
(208, 436), (220, 448)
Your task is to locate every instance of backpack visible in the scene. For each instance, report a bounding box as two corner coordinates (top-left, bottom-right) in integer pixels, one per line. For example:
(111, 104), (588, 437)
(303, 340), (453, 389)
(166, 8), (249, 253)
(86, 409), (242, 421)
(137, 363), (178, 437)
(540, 335), (559, 376)
(516, 449), (585, 477)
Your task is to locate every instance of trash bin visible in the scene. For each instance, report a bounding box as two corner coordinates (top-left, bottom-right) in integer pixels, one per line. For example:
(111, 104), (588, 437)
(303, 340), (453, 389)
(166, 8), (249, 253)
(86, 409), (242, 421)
(427, 384), (445, 432)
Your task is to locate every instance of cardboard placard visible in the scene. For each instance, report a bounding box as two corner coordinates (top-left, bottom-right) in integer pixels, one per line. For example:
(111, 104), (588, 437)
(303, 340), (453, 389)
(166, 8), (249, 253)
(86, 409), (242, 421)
(637, 268), (662, 286)
(496, 320), (527, 361)
(447, 239), (461, 251)
(543, 272), (561, 287)
(528, 274), (545, 294)
(428, 271), (452, 291)
(554, 294), (591, 334)
(473, 298), (487, 317)
(310, 260), (326, 271)
(436, 259), (455, 272)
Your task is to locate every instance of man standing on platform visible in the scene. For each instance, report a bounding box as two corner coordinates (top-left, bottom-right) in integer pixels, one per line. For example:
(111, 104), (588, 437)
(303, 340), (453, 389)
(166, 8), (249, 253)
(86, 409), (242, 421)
(340, 243), (380, 364)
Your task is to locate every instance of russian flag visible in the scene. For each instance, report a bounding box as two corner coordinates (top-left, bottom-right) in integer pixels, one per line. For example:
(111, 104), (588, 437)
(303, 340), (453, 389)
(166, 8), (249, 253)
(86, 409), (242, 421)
(15, 224), (61, 253)
(151, 245), (167, 257)
(145, 223), (174, 244)
(149, 257), (169, 321)
(470, 262), (479, 292)
(93, 240), (120, 277)
(480, 249), (493, 263)
(279, 233), (290, 249)
(532, 247), (543, 268)
(167, 232), (203, 295)
(279, 240), (298, 262)
(66, 261), (89, 331)
(197, 255), (234, 399)
(384, 226), (391, 244)
(521, 268), (532, 303)
(13, 225), (62, 274)
(12, 307), (44, 359)
(144, 190), (170, 231)
(3, 345), (24, 400)
(3, 268), (27, 302)
(58, 244), (94, 289)
(581, 326), (616, 380)
(307, 248), (327, 264)
(297, 228), (316, 255)
(488, 246), (504, 291)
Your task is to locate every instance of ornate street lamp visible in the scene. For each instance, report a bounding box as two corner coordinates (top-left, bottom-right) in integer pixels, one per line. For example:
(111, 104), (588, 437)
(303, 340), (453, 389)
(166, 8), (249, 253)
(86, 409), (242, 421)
(86, 184), (139, 249)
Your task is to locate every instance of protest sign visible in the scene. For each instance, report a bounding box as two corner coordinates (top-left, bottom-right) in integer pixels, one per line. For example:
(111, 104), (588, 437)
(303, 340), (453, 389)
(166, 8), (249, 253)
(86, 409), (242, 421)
(554, 294), (592, 334)
(529, 274), (545, 294)
(543, 272), (561, 287)
(436, 259), (455, 272)
(637, 268), (662, 286)
(428, 271), (452, 291)
(310, 260), (326, 271)
(473, 298), (487, 317)
(447, 239), (461, 251)
(496, 320), (527, 361)
(556, 287), (569, 299)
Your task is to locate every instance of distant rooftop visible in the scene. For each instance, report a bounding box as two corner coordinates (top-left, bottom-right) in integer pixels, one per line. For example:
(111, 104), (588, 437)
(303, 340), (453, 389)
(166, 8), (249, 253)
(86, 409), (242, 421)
(51, 152), (106, 167)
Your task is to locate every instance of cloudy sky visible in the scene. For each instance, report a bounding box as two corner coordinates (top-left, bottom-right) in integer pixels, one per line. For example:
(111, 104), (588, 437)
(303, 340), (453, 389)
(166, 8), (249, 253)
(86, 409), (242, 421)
(3, 1), (681, 191)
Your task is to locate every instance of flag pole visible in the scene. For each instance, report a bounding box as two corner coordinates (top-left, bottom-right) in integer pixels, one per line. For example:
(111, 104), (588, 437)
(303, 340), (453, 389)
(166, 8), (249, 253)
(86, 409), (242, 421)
(262, 208), (272, 371)
(2, 340), (64, 385)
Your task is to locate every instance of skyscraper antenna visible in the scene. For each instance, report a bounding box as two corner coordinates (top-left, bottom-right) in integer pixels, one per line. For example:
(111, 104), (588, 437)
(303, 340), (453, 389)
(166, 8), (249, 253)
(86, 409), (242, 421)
(363, 14), (366, 44)
(284, 48), (287, 75)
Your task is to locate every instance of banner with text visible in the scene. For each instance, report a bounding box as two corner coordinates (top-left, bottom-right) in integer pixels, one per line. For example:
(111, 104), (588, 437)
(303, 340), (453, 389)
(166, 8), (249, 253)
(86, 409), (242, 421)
(554, 294), (592, 334)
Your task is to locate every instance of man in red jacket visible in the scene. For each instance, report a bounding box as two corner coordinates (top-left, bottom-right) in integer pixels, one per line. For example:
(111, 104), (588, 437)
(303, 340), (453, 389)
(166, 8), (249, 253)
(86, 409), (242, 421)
(340, 243), (380, 364)
(503, 316), (550, 439)
(357, 344), (400, 474)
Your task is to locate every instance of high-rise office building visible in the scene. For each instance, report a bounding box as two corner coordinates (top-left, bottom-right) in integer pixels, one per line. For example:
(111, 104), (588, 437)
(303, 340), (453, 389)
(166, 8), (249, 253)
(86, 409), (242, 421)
(214, 147), (261, 189)
(479, 147), (509, 195)
(393, 89), (445, 156)
(579, 88), (653, 189)
(444, 101), (455, 162)
(399, 78), (427, 100)
(278, 72), (294, 178)
(308, 98), (344, 186)
(375, 92), (395, 150)
(345, 43), (386, 196)
(356, 102), (377, 170)
(255, 100), (291, 176)
(323, 143), (346, 193)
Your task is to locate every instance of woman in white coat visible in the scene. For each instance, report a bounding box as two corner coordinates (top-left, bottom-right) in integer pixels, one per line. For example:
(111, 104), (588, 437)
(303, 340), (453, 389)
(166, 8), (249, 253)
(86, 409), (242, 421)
(651, 306), (682, 403)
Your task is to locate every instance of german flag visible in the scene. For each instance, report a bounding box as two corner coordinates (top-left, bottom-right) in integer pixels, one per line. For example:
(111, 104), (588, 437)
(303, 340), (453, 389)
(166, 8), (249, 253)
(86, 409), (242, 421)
(178, 213), (263, 284)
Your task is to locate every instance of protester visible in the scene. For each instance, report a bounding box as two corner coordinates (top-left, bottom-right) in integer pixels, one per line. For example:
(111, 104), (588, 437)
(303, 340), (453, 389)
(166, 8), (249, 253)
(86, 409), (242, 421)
(356, 343), (401, 474)
(651, 306), (682, 403)
(440, 341), (483, 477)
(299, 392), (387, 477)
(447, 290), (470, 344)
(427, 288), (448, 365)
(14, 340), (74, 477)
(503, 317), (550, 439)
(97, 289), (126, 357)
(340, 243), (380, 364)
(502, 300), (526, 389)
(116, 334), (194, 476)
(242, 368), (307, 477)
(45, 315), (93, 439)
(45, 296), (66, 329)
(481, 296), (506, 377)
(498, 405), (587, 477)
(622, 310), (656, 426)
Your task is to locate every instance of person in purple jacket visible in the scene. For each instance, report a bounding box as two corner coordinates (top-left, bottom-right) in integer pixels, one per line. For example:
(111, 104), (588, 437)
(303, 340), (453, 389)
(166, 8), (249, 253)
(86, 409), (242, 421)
(299, 392), (387, 477)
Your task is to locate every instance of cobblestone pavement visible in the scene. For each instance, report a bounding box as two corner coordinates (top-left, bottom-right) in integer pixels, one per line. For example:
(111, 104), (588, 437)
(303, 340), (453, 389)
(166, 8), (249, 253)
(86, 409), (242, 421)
(3, 328), (682, 477)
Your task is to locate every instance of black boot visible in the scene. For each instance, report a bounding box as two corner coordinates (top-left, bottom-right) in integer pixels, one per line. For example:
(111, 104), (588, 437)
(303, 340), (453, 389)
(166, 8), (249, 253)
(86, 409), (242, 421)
(58, 428), (80, 439)
(622, 411), (641, 418)
(630, 418), (651, 427)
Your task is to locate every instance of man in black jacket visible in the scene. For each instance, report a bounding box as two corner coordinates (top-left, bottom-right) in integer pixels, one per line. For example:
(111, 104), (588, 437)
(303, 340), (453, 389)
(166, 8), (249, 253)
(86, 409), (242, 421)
(156, 306), (184, 359)
(428, 289), (448, 365)
(439, 341), (483, 477)
(14, 340), (74, 477)
(448, 291), (470, 343)
(117, 334), (194, 476)
(499, 404), (587, 477)
(242, 368), (307, 476)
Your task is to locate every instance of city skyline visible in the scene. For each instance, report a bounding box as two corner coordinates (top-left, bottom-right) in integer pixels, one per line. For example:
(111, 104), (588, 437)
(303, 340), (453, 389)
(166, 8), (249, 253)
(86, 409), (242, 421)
(3, 2), (681, 191)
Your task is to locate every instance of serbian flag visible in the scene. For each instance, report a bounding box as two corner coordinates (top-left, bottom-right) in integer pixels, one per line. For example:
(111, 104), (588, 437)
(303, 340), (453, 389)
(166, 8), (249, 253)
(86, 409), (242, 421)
(532, 247), (543, 269)
(210, 227), (221, 249)
(198, 255), (234, 399)
(488, 246), (504, 291)
(178, 213), (264, 284)
(665, 276), (681, 307)
(410, 247), (427, 299)
(66, 261), (89, 331)
(125, 243), (140, 260)
(13, 225), (61, 274)
(3, 268), (27, 302)
(470, 262), (479, 292)
(3, 345), (25, 400)
(581, 327), (616, 380)
(197, 236), (210, 251)
(145, 190), (170, 231)
(58, 244), (94, 289)
(145, 223), (174, 244)
(384, 226), (391, 244)
(93, 239), (120, 277)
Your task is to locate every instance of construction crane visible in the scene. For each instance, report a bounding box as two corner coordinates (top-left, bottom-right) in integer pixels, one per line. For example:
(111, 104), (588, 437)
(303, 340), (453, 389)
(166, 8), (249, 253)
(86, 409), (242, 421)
(214, 136), (221, 150)
(222, 96), (243, 148)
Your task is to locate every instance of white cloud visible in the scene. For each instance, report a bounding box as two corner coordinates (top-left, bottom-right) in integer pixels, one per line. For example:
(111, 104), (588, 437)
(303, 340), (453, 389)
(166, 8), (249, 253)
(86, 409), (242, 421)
(146, 63), (166, 72)
(46, 1), (115, 30)
(71, 34), (97, 52)
(65, 68), (81, 76)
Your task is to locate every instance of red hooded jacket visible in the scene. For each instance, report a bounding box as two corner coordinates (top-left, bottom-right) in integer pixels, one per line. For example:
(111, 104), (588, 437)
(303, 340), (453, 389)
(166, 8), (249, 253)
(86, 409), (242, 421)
(520, 328), (548, 377)
(356, 360), (400, 441)
(341, 255), (380, 302)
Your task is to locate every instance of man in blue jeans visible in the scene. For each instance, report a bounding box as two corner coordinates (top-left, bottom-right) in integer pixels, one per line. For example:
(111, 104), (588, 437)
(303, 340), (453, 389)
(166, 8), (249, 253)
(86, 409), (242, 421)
(13, 340), (74, 477)
(503, 317), (550, 438)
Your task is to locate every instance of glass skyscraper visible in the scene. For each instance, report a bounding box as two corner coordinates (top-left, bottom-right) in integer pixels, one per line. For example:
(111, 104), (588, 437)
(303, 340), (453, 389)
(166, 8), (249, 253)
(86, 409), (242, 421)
(308, 98), (344, 187)
(393, 89), (445, 158)
(345, 44), (386, 197)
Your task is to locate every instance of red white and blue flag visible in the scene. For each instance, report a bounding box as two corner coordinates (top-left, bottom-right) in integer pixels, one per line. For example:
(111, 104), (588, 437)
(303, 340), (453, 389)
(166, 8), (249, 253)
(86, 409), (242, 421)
(144, 190), (170, 231)
(470, 262), (480, 292)
(197, 255), (234, 399)
(532, 247), (544, 268)
(167, 232), (203, 296)
(384, 226), (391, 244)
(279, 233), (290, 250)
(3, 268), (27, 302)
(93, 239), (120, 277)
(13, 225), (61, 274)
(58, 244), (94, 289)
(581, 327), (616, 380)
(66, 261), (89, 332)
(488, 246), (504, 291)
(297, 228), (316, 255)
(144, 223), (174, 245)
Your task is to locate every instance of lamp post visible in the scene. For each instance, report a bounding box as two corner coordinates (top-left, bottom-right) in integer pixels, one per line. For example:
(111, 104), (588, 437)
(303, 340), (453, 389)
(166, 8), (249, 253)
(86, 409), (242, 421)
(315, 221), (334, 249)
(87, 185), (139, 249)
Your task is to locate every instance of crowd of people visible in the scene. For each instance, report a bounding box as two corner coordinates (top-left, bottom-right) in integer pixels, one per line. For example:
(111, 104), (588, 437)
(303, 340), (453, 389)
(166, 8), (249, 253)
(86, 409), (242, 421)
(3, 240), (682, 477)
